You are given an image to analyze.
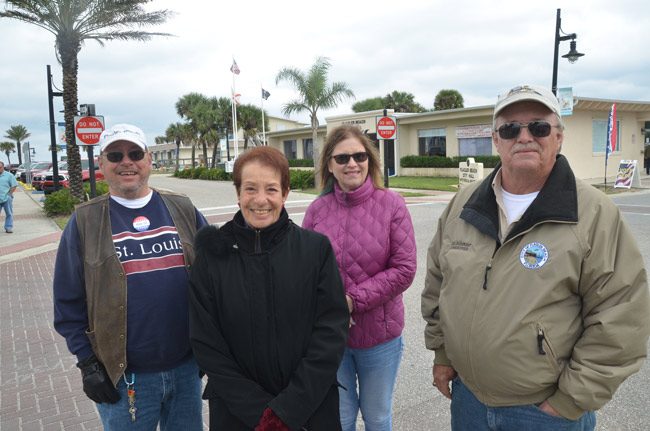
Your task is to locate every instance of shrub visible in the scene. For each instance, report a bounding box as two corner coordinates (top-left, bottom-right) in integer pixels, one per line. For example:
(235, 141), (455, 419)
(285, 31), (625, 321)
(400, 155), (501, 168)
(290, 170), (314, 190)
(288, 159), (314, 167)
(44, 188), (80, 217)
(84, 181), (109, 196)
(191, 167), (206, 179)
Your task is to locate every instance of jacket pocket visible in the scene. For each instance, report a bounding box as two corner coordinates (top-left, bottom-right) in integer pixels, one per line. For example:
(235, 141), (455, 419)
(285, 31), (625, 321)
(535, 323), (561, 374)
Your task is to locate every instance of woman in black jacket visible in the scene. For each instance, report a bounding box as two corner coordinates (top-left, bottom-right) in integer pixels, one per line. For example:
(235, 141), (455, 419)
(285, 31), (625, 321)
(189, 146), (349, 431)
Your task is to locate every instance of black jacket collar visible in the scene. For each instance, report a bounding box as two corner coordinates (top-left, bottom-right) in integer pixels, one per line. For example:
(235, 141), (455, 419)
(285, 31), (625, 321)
(460, 155), (578, 242)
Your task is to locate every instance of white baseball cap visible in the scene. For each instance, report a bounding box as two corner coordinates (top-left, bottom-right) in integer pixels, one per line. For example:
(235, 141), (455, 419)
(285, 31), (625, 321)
(493, 84), (563, 126)
(99, 124), (148, 153)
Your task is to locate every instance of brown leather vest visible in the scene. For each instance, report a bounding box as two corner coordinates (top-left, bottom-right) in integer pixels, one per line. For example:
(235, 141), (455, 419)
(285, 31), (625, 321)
(75, 190), (197, 385)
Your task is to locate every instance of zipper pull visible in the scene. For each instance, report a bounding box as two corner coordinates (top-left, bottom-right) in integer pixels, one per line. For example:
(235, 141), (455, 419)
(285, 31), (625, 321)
(537, 328), (546, 355)
(482, 263), (492, 290)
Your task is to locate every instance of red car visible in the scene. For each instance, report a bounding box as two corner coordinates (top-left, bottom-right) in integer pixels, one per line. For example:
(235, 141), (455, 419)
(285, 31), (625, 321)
(42, 159), (104, 193)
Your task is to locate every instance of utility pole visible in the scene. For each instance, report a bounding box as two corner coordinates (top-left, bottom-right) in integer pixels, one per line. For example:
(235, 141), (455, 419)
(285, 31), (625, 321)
(47, 65), (63, 191)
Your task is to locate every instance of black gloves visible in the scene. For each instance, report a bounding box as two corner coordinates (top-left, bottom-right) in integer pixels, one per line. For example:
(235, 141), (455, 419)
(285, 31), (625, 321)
(76, 355), (120, 404)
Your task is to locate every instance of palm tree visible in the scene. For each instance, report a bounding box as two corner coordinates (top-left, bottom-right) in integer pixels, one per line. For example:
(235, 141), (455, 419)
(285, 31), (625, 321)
(384, 91), (426, 113)
(434, 89), (464, 110)
(276, 57), (354, 187)
(1, 1), (172, 201)
(237, 104), (267, 150)
(175, 93), (207, 167)
(165, 122), (191, 172)
(207, 97), (231, 168)
(0, 141), (16, 164)
(4, 124), (30, 165)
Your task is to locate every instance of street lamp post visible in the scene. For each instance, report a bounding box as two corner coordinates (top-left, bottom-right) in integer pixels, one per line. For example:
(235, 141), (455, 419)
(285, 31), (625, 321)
(551, 8), (584, 95)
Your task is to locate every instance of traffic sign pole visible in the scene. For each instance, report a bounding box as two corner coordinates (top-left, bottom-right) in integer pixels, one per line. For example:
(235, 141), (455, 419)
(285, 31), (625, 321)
(378, 110), (397, 188)
(74, 113), (104, 198)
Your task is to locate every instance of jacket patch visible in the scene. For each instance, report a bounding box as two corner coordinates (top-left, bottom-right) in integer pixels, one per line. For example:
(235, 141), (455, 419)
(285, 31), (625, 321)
(519, 242), (548, 269)
(451, 241), (471, 251)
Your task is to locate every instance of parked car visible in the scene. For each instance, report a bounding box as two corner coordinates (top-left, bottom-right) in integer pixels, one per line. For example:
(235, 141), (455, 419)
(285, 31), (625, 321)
(18, 162), (53, 184)
(42, 158), (104, 193)
(7, 163), (20, 175)
(32, 162), (67, 191)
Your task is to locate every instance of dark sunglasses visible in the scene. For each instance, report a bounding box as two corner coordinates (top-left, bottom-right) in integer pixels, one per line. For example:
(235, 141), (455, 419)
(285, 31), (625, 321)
(496, 121), (559, 140)
(104, 150), (146, 163)
(331, 152), (369, 165)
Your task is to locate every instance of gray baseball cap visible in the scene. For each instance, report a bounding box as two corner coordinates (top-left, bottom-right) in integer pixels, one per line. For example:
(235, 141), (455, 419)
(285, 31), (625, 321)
(493, 84), (563, 126)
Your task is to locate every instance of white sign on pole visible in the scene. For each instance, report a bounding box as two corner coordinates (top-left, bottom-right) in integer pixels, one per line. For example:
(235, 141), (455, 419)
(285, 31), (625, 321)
(458, 157), (484, 188)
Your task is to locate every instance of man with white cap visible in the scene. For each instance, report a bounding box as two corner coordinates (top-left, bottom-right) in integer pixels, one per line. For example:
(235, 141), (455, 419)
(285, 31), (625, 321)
(422, 85), (650, 430)
(53, 124), (207, 430)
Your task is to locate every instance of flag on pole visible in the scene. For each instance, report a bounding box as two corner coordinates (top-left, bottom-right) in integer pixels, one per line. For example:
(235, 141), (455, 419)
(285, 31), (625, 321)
(232, 92), (241, 106)
(262, 88), (271, 100)
(230, 59), (240, 75)
(606, 103), (617, 161)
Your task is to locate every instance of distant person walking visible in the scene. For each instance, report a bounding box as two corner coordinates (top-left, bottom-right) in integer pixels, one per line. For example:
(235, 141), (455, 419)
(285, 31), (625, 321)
(303, 125), (417, 431)
(644, 142), (650, 175)
(53, 124), (207, 430)
(0, 161), (18, 233)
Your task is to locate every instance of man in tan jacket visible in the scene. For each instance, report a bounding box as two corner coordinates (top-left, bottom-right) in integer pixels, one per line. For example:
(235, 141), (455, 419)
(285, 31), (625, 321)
(422, 84), (650, 430)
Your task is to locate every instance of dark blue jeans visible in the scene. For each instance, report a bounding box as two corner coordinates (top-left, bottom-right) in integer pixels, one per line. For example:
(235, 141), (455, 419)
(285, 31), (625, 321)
(451, 377), (596, 431)
(96, 357), (203, 430)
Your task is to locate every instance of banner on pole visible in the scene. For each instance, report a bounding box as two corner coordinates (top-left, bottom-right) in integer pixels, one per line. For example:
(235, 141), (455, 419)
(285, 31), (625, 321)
(557, 87), (574, 116)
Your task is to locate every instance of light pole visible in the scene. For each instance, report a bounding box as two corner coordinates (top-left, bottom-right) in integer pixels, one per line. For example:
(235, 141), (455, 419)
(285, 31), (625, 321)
(551, 8), (584, 95)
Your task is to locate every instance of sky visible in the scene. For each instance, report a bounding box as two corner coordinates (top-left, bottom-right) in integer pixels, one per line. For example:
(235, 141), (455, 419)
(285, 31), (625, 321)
(1, 0), (649, 162)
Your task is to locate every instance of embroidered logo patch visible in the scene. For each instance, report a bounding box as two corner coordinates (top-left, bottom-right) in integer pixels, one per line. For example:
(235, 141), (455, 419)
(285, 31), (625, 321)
(132, 216), (150, 232)
(519, 242), (548, 269)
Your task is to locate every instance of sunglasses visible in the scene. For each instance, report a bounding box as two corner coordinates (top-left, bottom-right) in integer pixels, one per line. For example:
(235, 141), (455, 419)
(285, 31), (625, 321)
(331, 152), (369, 165)
(104, 150), (146, 163)
(496, 121), (559, 140)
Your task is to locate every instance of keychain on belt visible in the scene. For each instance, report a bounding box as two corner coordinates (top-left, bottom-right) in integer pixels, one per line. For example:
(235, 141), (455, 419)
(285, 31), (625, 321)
(124, 373), (137, 422)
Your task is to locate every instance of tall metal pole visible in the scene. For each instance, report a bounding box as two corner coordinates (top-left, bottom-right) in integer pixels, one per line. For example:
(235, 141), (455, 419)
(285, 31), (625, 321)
(551, 9), (561, 96)
(47, 65), (63, 191)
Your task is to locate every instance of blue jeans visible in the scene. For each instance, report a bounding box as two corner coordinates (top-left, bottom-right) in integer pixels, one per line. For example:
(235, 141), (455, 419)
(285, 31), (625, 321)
(338, 336), (403, 431)
(96, 357), (203, 431)
(0, 196), (13, 230)
(451, 377), (596, 431)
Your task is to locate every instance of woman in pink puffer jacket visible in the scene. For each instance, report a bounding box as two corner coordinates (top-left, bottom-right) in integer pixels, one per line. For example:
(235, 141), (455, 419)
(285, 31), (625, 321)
(303, 125), (417, 431)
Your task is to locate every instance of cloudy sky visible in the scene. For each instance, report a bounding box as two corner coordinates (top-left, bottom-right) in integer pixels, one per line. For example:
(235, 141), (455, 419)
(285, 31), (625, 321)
(1, 0), (648, 161)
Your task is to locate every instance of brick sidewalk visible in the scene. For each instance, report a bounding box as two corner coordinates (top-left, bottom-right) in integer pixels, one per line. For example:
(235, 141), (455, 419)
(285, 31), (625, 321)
(0, 251), (210, 430)
(0, 250), (101, 430)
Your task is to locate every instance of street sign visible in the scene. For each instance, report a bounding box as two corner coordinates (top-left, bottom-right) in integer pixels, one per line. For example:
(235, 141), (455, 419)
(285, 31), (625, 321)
(376, 116), (397, 140)
(74, 115), (105, 145)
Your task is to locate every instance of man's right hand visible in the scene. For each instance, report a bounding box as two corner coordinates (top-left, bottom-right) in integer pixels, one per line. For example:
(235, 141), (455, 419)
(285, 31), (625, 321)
(432, 364), (457, 400)
(76, 355), (120, 404)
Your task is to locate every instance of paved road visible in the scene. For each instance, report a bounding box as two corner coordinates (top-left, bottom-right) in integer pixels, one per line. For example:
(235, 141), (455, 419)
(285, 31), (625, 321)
(1, 174), (649, 430)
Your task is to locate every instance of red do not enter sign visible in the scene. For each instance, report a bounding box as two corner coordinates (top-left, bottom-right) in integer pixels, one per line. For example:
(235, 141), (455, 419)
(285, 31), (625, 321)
(74, 115), (105, 145)
(377, 116), (396, 139)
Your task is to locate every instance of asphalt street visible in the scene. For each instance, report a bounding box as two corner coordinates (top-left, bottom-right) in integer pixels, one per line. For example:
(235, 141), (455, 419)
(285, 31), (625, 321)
(1, 173), (649, 430)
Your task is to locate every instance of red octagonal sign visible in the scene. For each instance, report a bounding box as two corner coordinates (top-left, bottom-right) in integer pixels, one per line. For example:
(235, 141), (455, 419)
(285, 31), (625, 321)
(377, 116), (396, 140)
(74, 115), (105, 145)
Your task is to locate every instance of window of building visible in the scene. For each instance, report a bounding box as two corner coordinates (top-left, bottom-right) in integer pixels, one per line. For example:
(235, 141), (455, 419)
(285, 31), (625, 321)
(456, 124), (493, 156)
(459, 138), (492, 156)
(302, 139), (313, 159)
(592, 119), (621, 154)
(418, 128), (446, 156)
(283, 140), (297, 159)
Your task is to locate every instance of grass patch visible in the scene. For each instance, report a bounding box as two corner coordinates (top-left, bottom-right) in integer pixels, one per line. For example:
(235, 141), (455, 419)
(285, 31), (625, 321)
(398, 191), (428, 197)
(291, 188), (319, 195)
(592, 184), (643, 195)
(53, 216), (69, 230)
(388, 176), (459, 192)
